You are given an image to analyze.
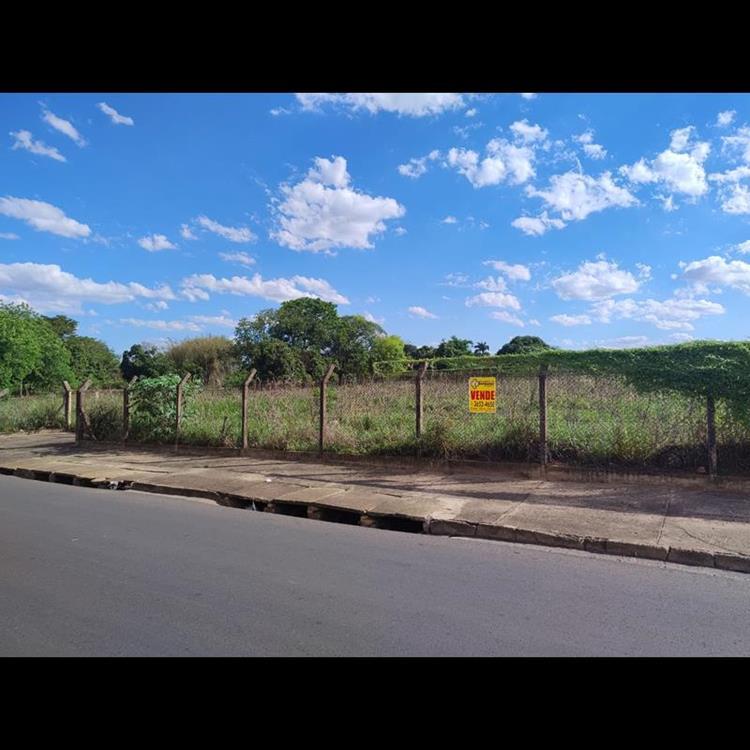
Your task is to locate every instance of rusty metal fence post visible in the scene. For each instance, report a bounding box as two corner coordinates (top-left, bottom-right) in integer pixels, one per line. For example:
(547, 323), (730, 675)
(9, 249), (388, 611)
(175, 373), (191, 449)
(123, 376), (137, 441)
(707, 394), (717, 479)
(539, 364), (549, 469)
(75, 378), (92, 442)
(415, 361), (428, 438)
(319, 364), (336, 454)
(62, 381), (73, 431)
(241, 369), (257, 450)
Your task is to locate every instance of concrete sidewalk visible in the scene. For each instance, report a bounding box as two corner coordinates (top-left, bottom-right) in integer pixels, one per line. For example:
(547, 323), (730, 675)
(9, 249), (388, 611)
(2, 430), (750, 574)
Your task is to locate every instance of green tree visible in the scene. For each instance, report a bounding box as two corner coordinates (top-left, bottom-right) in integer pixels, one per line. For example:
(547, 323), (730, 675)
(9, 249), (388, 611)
(332, 315), (384, 379)
(120, 343), (172, 381)
(234, 299), (341, 380)
(473, 341), (490, 356)
(166, 336), (235, 386)
(43, 314), (78, 340)
(372, 335), (406, 373)
(272, 298), (339, 356)
(234, 309), (279, 351)
(435, 336), (473, 358)
(245, 339), (306, 383)
(404, 343), (437, 359)
(66, 336), (122, 386)
(0, 303), (73, 392)
(497, 336), (553, 355)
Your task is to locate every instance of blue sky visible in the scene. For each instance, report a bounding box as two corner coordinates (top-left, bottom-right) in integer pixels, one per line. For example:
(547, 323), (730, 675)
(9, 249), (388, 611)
(2, 92), (750, 355)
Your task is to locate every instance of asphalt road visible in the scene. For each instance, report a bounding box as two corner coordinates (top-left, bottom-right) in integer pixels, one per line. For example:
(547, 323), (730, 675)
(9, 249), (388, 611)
(2, 474), (750, 656)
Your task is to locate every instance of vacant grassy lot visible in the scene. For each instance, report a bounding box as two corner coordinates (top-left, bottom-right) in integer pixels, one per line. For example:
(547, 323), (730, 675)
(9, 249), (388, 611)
(4, 374), (750, 474)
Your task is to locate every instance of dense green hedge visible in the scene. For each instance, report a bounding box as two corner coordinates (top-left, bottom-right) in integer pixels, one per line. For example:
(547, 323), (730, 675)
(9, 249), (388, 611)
(373, 340), (750, 412)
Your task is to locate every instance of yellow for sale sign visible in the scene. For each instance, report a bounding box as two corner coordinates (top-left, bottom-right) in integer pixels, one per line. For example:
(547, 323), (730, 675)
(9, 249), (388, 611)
(469, 377), (496, 413)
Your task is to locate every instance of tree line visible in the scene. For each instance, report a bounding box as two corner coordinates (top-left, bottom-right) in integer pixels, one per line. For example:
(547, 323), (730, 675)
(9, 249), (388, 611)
(0, 299), (553, 393)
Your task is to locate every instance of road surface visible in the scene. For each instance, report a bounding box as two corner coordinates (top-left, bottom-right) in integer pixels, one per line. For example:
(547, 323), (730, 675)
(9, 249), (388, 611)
(1, 474), (749, 656)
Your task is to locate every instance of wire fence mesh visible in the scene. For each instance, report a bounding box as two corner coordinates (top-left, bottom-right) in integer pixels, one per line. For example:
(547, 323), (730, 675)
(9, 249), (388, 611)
(419, 370), (540, 462)
(545, 373), (708, 471)
(326, 372), (416, 455)
(6, 366), (750, 477)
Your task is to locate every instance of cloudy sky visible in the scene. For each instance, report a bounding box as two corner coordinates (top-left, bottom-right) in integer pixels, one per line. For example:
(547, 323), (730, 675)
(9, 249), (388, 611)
(2, 92), (750, 354)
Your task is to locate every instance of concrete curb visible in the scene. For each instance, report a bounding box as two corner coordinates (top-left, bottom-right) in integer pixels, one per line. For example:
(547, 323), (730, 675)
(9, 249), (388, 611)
(3, 462), (750, 576)
(77, 437), (750, 492)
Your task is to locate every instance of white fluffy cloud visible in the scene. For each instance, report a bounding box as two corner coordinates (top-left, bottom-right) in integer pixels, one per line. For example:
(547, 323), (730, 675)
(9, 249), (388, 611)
(475, 276), (507, 292)
(442, 272), (470, 287)
(525, 171), (637, 225)
(680, 255), (750, 294)
(0, 233), (19, 240)
(442, 215), (458, 224)
(181, 272), (349, 305)
(180, 224), (197, 240)
(620, 126), (710, 202)
(489, 311), (525, 326)
(144, 300), (169, 312)
(296, 93), (465, 117)
(465, 291), (521, 310)
(190, 314), (238, 329)
(397, 149), (440, 179)
(550, 313), (593, 326)
(483, 260), (531, 281)
(718, 184), (750, 214)
(591, 296), (724, 331)
(124, 313), (240, 332)
(408, 306), (438, 319)
(511, 211), (566, 236)
(42, 109), (86, 146)
(0, 262), (175, 314)
(596, 336), (651, 349)
(196, 215), (256, 243)
(98, 102), (134, 126)
(447, 138), (536, 188)
(10, 130), (66, 162)
(721, 126), (750, 163)
(520, 93), (537, 100)
(138, 234), (176, 252)
(708, 165), (750, 184)
(717, 110), (736, 127)
(0, 196), (90, 238)
(509, 119), (548, 144)
(272, 156), (405, 252)
(552, 259), (641, 301)
(120, 318), (202, 332)
(574, 130), (607, 160)
(219, 251), (255, 267)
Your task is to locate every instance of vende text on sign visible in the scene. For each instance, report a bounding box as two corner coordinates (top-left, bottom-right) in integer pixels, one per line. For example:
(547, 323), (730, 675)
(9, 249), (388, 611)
(469, 377), (496, 413)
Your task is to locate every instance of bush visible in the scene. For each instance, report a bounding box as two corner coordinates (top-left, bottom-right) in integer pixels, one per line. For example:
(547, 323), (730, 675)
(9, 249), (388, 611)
(129, 374), (202, 442)
(372, 340), (750, 422)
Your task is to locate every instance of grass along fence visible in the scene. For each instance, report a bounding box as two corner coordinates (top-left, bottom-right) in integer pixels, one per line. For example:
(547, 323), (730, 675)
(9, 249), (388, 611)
(3, 364), (749, 477)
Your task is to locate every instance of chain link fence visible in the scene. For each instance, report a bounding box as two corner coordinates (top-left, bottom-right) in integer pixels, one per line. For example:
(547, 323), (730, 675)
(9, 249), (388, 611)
(545, 373), (708, 471)
(44, 365), (750, 477)
(419, 369), (539, 462)
(326, 372), (416, 456)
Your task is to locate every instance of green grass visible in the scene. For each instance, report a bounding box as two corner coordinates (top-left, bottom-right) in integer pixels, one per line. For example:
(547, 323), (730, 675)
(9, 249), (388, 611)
(0, 392), (68, 432)
(4, 374), (750, 474)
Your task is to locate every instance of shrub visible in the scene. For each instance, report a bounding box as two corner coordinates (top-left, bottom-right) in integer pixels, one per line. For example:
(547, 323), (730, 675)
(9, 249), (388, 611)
(129, 374), (202, 442)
